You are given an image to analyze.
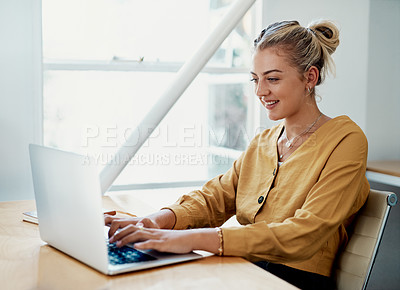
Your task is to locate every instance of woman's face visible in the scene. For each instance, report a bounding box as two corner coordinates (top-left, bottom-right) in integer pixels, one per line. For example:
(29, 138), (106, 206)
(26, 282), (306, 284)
(251, 48), (310, 122)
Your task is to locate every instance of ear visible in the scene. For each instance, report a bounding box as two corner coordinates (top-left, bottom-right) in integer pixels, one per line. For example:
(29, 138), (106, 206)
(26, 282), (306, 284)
(304, 66), (319, 88)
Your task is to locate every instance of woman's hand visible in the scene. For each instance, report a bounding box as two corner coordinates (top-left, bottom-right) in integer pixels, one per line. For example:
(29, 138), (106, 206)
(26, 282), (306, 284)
(109, 225), (196, 254)
(105, 215), (159, 238)
(108, 224), (221, 255)
(104, 209), (176, 238)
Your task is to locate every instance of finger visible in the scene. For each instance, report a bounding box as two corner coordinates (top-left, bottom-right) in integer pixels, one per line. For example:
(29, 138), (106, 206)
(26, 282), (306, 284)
(133, 239), (189, 254)
(111, 224), (143, 245)
(113, 224), (157, 246)
(108, 219), (129, 238)
(104, 215), (116, 226)
(108, 221), (125, 238)
(108, 219), (120, 237)
(108, 218), (140, 237)
(133, 239), (162, 251)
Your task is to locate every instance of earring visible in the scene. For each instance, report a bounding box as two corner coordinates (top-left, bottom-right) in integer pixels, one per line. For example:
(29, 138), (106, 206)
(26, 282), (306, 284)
(308, 87), (312, 93)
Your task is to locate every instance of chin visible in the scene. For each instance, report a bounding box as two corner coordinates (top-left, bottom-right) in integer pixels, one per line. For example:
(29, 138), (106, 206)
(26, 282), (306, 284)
(267, 112), (284, 121)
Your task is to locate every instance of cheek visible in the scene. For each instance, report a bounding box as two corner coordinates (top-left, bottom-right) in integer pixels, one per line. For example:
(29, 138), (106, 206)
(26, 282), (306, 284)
(270, 84), (286, 97)
(278, 81), (304, 99)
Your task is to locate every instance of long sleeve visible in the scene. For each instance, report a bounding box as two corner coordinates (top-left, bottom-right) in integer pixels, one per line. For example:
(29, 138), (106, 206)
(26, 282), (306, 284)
(164, 151), (244, 229)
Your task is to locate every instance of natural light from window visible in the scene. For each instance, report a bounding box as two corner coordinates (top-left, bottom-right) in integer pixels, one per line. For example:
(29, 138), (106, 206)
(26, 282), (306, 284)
(42, 0), (257, 186)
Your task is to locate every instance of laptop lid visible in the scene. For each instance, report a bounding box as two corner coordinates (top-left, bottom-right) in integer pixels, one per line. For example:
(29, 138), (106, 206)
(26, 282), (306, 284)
(29, 144), (204, 275)
(29, 144), (109, 273)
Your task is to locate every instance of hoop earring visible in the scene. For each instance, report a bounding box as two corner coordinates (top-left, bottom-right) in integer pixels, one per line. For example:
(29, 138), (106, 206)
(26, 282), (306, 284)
(308, 87), (312, 94)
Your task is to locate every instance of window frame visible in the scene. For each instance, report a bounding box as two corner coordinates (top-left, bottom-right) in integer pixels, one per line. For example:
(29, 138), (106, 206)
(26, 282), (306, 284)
(41, 1), (263, 191)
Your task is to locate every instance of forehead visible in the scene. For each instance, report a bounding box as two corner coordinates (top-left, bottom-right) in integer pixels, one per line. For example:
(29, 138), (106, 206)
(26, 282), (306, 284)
(251, 48), (293, 73)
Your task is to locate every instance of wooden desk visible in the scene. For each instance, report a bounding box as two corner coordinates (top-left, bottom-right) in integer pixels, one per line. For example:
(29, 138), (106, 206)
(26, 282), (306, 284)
(367, 160), (400, 187)
(0, 194), (296, 290)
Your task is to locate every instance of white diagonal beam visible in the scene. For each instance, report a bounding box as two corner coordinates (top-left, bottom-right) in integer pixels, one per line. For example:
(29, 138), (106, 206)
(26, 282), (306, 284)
(100, 0), (256, 194)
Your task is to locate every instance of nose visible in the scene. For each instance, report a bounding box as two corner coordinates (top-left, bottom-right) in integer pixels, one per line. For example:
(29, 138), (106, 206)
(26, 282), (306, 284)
(255, 80), (269, 98)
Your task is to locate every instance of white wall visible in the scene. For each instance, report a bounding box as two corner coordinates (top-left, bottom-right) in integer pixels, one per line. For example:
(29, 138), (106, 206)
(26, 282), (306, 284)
(258, 0), (400, 161)
(259, 0), (371, 132)
(366, 0), (400, 160)
(0, 1), (42, 201)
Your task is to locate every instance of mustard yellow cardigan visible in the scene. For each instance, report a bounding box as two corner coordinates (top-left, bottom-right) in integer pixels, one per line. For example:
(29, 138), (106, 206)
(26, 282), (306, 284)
(166, 116), (370, 277)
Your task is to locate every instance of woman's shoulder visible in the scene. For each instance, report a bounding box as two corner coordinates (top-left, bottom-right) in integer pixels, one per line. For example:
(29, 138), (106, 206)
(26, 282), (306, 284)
(322, 115), (365, 135)
(318, 115), (368, 145)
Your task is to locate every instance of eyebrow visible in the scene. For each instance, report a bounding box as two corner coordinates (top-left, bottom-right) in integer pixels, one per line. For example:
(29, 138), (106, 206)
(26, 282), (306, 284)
(250, 69), (283, 76)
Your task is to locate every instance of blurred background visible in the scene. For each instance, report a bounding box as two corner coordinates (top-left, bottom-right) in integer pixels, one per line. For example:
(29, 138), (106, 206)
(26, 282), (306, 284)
(0, 1), (398, 288)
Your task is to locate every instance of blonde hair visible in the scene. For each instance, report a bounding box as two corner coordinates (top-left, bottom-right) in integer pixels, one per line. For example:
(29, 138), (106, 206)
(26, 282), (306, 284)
(253, 20), (340, 86)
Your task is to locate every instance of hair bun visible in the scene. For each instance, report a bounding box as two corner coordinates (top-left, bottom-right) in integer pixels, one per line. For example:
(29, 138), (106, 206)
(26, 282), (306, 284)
(308, 20), (339, 55)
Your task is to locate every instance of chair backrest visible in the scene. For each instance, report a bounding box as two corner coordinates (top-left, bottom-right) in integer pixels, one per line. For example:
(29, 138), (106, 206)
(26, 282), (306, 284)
(334, 189), (398, 290)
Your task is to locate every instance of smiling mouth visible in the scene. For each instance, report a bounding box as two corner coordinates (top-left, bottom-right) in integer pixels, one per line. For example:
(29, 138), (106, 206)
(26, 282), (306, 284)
(260, 97), (279, 106)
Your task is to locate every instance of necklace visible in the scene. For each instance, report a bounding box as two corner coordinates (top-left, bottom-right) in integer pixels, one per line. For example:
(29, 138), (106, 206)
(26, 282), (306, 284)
(279, 113), (323, 159)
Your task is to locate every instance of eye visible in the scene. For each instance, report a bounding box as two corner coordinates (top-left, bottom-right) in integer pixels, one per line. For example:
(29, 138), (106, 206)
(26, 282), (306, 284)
(268, 77), (279, 82)
(250, 78), (258, 83)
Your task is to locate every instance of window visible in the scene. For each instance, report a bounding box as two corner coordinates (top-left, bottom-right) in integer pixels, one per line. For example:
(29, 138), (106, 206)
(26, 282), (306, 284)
(42, 0), (259, 188)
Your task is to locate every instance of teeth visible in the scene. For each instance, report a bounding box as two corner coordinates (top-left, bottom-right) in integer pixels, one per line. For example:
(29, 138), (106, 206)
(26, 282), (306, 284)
(265, 100), (278, 105)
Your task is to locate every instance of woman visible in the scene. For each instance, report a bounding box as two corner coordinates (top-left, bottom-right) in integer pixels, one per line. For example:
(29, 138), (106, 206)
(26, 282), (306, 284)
(106, 20), (369, 289)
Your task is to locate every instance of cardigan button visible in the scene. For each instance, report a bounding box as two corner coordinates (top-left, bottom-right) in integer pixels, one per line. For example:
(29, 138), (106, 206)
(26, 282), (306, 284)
(258, 196), (264, 204)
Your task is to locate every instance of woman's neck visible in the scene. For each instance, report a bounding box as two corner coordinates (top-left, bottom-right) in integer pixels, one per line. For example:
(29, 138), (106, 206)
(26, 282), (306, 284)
(284, 109), (322, 140)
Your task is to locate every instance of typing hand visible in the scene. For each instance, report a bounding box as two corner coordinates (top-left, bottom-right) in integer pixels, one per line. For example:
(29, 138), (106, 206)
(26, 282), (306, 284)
(105, 215), (160, 239)
(108, 224), (196, 254)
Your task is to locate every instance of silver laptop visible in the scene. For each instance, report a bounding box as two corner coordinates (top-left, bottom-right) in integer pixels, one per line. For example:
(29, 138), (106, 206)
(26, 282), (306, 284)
(29, 144), (203, 275)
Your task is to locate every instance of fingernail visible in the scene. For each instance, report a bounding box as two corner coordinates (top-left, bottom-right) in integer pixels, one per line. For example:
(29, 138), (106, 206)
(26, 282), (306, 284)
(109, 236), (114, 243)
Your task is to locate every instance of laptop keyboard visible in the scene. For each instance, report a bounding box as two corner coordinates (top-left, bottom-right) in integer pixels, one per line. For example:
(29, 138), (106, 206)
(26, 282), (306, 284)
(107, 242), (156, 265)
